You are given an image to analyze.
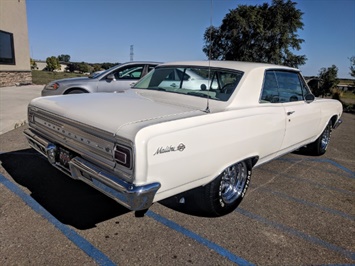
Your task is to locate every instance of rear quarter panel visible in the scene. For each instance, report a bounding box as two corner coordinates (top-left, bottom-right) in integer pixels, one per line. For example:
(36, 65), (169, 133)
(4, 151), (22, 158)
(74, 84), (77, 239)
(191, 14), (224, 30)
(134, 106), (286, 202)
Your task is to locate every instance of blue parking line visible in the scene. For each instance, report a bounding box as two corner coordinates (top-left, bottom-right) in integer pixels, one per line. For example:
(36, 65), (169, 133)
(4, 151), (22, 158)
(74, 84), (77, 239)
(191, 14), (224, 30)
(277, 157), (355, 178)
(236, 208), (355, 261)
(0, 173), (116, 266)
(259, 188), (354, 221)
(261, 168), (354, 196)
(147, 211), (254, 266)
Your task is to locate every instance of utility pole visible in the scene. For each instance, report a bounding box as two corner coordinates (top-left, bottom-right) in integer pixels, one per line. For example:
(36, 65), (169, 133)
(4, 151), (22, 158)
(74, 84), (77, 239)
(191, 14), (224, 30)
(130, 45), (134, 61)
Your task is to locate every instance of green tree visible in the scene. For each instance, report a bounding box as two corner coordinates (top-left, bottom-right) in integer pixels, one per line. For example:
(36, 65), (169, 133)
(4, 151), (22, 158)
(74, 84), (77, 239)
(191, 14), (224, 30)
(92, 64), (102, 72)
(317, 65), (339, 97)
(57, 54), (71, 62)
(65, 63), (78, 72)
(101, 62), (117, 70)
(78, 62), (90, 73)
(203, 0), (306, 67)
(45, 56), (61, 72)
(30, 58), (37, 70)
(350, 56), (355, 78)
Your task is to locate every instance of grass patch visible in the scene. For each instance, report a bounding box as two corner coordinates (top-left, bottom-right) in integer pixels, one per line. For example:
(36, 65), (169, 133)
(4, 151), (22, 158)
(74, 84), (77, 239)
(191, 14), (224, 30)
(339, 78), (355, 85)
(341, 90), (355, 100)
(32, 70), (87, 85)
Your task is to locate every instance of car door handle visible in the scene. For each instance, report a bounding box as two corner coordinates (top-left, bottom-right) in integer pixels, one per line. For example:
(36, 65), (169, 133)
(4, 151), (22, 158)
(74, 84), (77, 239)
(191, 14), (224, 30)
(170, 83), (177, 88)
(287, 111), (295, 116)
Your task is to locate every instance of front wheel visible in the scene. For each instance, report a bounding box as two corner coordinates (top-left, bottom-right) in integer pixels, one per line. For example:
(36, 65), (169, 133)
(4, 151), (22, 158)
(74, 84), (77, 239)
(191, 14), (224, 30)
(307, 121), (332, 156)
(200, 161), (251, 216)
(67, 89), (87, 95)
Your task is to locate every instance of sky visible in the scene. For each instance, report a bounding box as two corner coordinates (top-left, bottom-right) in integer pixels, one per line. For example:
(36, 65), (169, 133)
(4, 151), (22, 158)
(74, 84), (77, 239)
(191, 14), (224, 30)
(26, 0), (355, 78)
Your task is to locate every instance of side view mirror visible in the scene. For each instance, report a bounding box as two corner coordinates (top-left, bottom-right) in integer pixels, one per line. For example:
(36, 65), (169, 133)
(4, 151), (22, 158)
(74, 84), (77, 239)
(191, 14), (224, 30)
(106, 74), (116, 81)
(305, 94), (315, 103)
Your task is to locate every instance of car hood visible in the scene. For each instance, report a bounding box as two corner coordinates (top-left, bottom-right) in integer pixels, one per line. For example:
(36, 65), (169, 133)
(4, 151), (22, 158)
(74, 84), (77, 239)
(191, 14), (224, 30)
(30, 90), (205, 139)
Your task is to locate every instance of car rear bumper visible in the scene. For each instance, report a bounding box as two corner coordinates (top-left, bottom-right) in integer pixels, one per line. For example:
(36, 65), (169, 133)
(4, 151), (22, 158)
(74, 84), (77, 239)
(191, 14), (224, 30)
(24, 128), (161, 211)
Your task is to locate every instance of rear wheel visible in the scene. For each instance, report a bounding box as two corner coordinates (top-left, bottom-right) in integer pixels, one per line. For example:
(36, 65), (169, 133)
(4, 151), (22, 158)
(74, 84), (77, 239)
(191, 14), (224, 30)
(200, 161), (251, 216)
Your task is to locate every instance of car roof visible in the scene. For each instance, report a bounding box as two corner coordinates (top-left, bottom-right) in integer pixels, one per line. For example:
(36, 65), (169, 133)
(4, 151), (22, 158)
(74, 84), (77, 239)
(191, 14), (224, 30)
(158, 60), (299, 73)
(119, 61), (162, 65)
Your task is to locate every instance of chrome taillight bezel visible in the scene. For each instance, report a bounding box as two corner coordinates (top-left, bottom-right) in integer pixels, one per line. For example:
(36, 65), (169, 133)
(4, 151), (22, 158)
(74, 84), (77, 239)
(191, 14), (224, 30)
(114, 144), (132, 169)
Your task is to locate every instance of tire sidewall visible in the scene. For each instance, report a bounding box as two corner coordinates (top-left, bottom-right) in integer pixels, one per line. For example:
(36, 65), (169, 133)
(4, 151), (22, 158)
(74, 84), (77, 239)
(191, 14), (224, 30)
(213, 162), (251, 215)
(315, 122), (332, 155)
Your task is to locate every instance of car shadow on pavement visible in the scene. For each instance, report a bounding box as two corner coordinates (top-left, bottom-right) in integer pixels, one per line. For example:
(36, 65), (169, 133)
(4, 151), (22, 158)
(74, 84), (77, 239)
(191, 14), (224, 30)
(159, 187), (219, 218)
(0, 149), (129, 230)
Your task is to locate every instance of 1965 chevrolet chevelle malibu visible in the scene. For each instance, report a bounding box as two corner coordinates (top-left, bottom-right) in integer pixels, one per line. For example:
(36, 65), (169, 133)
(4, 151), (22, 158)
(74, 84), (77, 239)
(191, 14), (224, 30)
(24, 61), (342, 216)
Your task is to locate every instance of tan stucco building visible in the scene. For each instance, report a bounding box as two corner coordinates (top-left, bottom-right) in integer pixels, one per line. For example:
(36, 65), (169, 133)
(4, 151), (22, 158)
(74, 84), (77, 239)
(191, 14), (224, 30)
(0, 0), (31, 87)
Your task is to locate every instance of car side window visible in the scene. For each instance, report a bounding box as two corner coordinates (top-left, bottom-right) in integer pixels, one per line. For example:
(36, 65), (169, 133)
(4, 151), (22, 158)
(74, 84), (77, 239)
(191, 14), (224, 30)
(260, 71), (280, 103)
(113, 65), (144, 80)
(274, 71), (304, 102)
(260, 70), (306, 103)
(298, 74), (311, 96)
(176, 69), (190, 81)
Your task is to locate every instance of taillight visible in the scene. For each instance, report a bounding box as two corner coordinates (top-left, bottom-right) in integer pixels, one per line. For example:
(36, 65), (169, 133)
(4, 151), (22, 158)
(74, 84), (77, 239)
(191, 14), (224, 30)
(114, 144), (132, 169)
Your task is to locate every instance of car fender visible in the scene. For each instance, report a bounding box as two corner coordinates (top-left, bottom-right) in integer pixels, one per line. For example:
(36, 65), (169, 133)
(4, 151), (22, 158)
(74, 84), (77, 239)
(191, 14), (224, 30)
(315, 98), (343, 138)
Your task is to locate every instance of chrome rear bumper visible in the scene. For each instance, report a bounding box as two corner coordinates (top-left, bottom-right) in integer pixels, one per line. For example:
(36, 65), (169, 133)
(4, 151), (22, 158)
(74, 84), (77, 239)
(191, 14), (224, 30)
(24, 128), (160, 211)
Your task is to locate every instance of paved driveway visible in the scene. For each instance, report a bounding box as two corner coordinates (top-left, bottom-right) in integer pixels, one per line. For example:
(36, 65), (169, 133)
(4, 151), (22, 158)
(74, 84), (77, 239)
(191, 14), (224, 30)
(0, 85), (43, 134)
(0, 113), (354, 265)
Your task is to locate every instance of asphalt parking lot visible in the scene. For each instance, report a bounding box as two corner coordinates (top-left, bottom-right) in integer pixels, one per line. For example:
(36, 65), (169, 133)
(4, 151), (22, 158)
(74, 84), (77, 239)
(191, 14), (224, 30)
(0, 113), (354, 265)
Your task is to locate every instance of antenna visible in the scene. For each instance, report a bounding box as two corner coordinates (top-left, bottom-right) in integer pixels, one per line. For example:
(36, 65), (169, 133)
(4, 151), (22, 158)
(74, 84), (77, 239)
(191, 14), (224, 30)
(130, 45), (134, 61)
(208, 0), (213, 62)
(205, 0), (213, 114)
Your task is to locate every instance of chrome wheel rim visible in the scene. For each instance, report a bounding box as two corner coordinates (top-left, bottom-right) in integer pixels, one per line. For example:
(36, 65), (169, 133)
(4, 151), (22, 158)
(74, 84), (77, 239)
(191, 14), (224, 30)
(220, 163), (247, 204)
(320, 124), (331, 151)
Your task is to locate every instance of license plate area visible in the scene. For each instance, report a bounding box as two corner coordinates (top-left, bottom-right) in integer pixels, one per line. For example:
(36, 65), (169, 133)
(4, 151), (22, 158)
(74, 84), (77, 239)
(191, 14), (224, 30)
(58, 147), (74, 169)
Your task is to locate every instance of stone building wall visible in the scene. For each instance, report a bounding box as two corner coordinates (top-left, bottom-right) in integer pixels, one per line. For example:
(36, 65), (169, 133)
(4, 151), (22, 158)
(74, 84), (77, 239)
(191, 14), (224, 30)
(0, 71), (32, 87)
(0, 0), (32, 87)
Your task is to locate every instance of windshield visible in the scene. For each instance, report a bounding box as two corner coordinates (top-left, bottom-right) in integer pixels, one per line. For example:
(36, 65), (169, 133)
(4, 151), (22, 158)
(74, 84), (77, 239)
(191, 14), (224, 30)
(133, 66), (243, 101)
(89, 64), (121, 79)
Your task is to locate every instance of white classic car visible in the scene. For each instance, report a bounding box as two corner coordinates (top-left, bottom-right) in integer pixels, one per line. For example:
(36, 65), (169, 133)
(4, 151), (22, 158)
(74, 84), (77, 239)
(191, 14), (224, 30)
(24, 61), (342, 216)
